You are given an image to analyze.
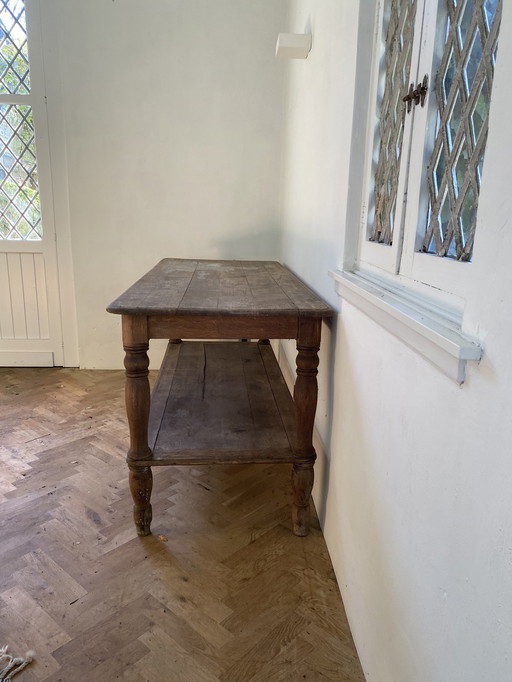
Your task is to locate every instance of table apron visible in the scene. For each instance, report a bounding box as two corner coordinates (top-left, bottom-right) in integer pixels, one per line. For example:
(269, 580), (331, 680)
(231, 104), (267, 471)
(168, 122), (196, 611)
(147, 315), (299, 340)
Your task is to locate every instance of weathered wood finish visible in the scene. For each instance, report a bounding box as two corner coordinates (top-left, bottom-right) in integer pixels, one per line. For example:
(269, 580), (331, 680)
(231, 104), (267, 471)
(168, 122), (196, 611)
(107, 259), (334, 318)
(148, 314), (298, 340)
(292, 318), (322, 536)
(128, 464), (153, 537)
(144, 341), (298, 465)
(122, 316), (152, 535)
(108, 260), (335, 537)
(122, 315), (151, 461)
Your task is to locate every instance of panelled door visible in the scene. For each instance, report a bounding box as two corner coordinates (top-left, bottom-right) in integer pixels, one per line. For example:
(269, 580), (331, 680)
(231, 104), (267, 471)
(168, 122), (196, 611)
(0, 0), (64, 367)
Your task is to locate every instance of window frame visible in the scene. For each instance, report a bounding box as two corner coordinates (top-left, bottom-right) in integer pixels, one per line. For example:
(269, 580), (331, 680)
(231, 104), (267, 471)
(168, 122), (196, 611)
(0, 0), (53, 243)
(358, 0), (421, 278)
(331, 0), (504, 382)
(356, 0), (499, 306)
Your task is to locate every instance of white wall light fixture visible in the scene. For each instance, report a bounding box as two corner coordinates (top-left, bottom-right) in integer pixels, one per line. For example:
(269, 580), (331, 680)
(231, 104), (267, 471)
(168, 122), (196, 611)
(275, 33), (312, 59)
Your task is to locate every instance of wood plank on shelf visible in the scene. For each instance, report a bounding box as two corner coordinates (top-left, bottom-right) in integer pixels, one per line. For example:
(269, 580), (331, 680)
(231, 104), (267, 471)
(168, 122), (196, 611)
(136, 448), (297, 467)
(147, 340), (182, 451)
(144, 341), (298, 466)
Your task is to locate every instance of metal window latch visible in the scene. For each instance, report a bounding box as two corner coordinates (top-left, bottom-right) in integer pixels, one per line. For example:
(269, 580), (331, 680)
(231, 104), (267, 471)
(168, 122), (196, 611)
(403, 74), (429, 113)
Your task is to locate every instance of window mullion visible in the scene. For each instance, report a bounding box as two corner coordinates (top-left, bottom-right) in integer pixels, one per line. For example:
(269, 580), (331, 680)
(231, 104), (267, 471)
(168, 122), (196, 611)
(0, 93), (32, 104)
(397, 0), (438, 279)
(359, 0), (426, 277)
(389, 0), (429, 275)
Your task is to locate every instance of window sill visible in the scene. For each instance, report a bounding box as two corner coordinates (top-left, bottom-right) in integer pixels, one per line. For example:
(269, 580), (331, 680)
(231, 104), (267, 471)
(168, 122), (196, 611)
(329, 269), (482, 384)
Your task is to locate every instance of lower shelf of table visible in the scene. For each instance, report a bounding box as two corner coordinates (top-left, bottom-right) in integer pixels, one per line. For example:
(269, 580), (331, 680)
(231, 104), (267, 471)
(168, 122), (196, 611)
(137, 340), (299, 467)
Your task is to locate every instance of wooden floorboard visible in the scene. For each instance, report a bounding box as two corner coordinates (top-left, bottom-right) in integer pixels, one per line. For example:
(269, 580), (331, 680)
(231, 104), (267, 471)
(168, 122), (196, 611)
(0, 368), (365, 682)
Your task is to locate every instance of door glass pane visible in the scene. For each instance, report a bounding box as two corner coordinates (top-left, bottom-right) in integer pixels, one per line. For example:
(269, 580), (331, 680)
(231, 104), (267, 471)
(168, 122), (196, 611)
(422, 0), (501, 261)
(0, 0), (41, 241)
(0, 0), (30, 95)
(368, 0), (418, 246)
(0, 104), (41, 240)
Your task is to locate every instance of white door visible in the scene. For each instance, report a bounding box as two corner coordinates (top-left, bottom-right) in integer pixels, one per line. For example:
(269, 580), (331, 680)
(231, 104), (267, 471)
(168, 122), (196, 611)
(0, 0), (68, 367)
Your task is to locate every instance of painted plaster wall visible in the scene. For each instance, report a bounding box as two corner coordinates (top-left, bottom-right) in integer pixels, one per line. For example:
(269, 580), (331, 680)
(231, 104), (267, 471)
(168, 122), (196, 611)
(280, 1), (512, 681)
(48, 0), (288, 368)
(41, 0), (512, 678)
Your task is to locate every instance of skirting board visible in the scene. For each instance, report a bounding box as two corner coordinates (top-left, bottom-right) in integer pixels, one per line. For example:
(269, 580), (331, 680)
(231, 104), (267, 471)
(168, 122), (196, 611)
(0, 351), (54, 367)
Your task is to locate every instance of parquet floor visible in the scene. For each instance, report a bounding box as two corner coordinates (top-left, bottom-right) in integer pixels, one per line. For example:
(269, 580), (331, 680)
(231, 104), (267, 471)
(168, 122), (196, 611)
(0, 368), (365, 682)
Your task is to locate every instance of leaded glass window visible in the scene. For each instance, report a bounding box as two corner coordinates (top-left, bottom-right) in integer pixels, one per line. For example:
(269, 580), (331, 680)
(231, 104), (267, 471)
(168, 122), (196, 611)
(0, 0), (41, 241)
(422, 0), (501, 260)
(369, 0), (417, 246)
(0, 0), (30, 94)
(360, 0), (502, 298)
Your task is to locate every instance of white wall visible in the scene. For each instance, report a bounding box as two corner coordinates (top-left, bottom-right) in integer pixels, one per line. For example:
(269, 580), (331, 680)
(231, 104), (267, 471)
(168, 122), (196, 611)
(42, 1), (512, 678)
(47, 0), (289, 368)
(280, 1), (512, 681)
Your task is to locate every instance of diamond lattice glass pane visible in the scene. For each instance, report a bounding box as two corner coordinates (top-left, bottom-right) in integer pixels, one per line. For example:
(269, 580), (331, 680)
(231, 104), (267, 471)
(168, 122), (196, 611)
(438, 191), (451, 242)
(464, 28), (482, 93)
(459, 185), (477, 245)
(442, 48), (456, 103)
(459, 0), (476, 47)
(389, 194), (397, 232)
(369, 0), (417, 245)
(5, 202), (19, 224)
(453, 140), (469, 196)
(384, 128), (391, 162)
(0, 104), (41, 241)
(492, 40), (498, 67)
(422, 0), (502, 261)
(396, 122), (404, 159)
(433, 145), (446, 195)
(447, 236), (457, 258)
(476, 148), (485, 184)
(445, 15), (451, 42)
(16, 215), (30, 237)
(483, 0), (499, 29)
(470, 77), (490, 142)
(446, 89), (463, 150)
(0, 0), (30, 95)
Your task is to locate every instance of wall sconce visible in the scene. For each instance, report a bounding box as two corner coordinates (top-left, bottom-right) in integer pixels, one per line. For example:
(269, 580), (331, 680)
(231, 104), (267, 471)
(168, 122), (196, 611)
(275, 33), (312, 59)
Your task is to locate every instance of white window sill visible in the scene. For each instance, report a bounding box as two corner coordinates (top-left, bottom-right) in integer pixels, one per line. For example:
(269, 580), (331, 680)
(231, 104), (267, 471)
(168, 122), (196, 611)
(329, 270), (482, 384)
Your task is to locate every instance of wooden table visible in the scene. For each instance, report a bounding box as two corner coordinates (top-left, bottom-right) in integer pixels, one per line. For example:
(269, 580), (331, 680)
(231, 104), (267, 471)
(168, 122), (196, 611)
(107, 259), (334, 537)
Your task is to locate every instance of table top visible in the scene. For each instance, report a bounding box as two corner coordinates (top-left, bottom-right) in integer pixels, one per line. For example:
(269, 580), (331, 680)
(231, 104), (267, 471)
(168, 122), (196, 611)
(107, 259), (335, 318)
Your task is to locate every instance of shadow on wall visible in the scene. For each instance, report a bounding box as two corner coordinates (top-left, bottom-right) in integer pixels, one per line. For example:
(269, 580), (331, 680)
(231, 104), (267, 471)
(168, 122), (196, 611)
(313, 313), (337, 527)
(326, 311), (432, 680)
(213, 225), (282, 261)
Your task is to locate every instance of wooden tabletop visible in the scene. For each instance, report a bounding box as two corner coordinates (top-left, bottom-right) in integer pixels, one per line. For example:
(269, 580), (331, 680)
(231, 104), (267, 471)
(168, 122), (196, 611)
(107, 259), (335, 318)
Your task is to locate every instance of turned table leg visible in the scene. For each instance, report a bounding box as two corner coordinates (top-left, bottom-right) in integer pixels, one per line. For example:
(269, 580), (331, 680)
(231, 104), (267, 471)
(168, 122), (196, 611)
(123, 315), (153, 536)
(128, 465), (153, 536)
(292, 318), (321, 536)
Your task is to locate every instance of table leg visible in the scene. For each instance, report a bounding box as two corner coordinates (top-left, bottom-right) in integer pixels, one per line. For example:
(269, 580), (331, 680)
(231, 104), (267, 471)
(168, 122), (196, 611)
(292, 461), (314, 537)
(128, 465), (153, 536)
(292, 318), (321, 536)
(123, 315), (153, 536)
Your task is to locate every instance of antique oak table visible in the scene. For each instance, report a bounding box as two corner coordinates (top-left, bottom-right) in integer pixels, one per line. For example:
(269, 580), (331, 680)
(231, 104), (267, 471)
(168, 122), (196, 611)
(107, 259), (334, 537)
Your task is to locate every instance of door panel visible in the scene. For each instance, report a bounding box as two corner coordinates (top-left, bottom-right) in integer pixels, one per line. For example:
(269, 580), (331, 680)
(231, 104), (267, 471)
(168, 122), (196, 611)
(0, 0), (65, 367)
(0, 246), (62, 366)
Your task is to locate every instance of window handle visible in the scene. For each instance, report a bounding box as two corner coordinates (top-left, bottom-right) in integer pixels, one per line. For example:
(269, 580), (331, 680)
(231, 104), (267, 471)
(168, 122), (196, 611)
(403, 74), (429, 113)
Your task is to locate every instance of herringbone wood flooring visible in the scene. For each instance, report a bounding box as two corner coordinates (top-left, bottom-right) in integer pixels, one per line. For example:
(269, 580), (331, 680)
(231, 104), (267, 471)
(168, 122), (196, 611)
(0, 368), (365, 682)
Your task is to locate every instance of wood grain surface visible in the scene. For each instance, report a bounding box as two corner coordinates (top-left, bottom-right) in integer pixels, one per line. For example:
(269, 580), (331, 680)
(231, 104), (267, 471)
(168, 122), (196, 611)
(107, 260), (335, 318)
(146, 342), (297, 463)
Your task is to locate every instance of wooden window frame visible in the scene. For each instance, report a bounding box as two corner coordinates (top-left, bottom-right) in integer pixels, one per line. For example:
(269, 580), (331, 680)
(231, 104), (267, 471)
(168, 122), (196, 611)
(357, 0), (501, 306)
